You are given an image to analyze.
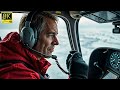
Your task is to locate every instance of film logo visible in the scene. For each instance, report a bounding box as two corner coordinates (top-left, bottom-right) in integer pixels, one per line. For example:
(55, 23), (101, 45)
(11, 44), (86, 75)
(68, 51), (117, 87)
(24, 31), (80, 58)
(1, 12), (12, 24)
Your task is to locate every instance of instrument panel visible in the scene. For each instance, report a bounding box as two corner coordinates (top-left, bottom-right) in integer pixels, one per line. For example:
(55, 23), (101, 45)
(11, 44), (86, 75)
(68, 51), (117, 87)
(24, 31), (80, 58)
(109, 52), (120, 70)
(88, 47), (120, 79)
(105, 49), (120, 78)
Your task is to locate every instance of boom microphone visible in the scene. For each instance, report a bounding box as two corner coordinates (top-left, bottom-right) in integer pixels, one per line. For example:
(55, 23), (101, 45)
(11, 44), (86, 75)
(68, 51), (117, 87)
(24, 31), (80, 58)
(25, 44), (69, 75)
(25, 44), (56, 59)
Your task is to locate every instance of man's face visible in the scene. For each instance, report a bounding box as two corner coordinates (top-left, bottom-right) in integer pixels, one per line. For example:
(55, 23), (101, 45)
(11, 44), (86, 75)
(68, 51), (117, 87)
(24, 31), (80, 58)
(35, 18), (59, 57)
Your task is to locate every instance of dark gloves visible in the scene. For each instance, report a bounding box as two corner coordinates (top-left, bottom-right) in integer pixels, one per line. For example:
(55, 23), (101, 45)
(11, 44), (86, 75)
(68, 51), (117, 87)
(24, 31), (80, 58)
(66, 50), (88, 79)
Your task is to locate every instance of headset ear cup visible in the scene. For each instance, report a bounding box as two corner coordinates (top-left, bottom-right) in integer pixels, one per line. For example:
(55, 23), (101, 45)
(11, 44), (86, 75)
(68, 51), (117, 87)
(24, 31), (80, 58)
(20, 27), (35, 48)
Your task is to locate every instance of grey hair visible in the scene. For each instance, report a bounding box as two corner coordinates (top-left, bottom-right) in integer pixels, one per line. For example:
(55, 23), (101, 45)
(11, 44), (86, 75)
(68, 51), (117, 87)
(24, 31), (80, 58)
(19, 11), (58, 34)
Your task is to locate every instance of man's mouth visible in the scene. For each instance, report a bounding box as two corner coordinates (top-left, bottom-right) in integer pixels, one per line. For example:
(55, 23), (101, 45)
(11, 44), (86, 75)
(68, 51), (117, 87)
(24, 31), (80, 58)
(48, 48), (54, 53)
(50, 48), (54, 52)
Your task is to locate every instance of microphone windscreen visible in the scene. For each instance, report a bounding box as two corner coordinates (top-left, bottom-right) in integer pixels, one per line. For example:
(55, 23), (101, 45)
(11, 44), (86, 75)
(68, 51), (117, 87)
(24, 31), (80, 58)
(52, 55), (57, 60)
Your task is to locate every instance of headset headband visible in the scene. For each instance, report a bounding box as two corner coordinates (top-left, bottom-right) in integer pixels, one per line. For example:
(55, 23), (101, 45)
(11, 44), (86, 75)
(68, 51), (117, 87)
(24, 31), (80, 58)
(26, 10), (39, 22)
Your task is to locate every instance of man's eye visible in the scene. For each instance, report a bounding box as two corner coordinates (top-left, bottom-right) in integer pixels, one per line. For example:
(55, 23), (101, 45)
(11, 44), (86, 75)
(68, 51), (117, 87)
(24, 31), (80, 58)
(47, 34), (55, 38)
(49, 34), (54, 36)
(48, 34), (53, 36)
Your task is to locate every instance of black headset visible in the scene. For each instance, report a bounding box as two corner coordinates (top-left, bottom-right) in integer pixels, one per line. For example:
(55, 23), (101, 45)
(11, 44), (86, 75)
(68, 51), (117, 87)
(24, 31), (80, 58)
(20, 10), (40, 48)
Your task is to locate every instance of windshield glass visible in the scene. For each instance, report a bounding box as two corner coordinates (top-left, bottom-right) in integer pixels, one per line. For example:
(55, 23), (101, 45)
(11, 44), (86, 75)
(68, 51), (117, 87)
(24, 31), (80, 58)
(79, 17), (120, 65)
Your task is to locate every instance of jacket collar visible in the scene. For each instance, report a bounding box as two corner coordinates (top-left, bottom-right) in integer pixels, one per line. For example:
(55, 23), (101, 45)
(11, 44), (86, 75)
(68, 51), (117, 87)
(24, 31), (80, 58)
(0, 32), (51, 75)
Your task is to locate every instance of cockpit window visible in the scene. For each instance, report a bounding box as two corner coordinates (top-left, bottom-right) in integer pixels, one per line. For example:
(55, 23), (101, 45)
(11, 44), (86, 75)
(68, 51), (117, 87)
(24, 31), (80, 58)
(79, 17), (120, 65)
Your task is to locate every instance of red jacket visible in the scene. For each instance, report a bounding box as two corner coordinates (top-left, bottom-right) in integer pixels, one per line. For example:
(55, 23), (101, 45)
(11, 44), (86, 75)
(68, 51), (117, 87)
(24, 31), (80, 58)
(0, 32), (51, 79)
